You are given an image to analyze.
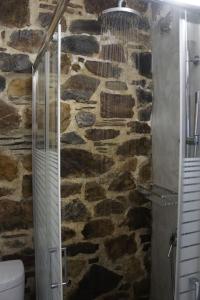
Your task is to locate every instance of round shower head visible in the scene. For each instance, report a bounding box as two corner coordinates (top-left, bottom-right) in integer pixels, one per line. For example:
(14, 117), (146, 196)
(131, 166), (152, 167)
(101, 1), (141, 32)
(102, 7), (141, 19)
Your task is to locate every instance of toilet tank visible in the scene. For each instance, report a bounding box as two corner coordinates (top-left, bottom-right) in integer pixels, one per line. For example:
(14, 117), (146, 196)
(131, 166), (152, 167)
(0, 260), (24, 300)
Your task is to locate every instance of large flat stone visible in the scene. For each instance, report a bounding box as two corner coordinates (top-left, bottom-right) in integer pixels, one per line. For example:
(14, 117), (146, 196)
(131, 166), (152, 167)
(109, 171), (136, 192)
(101, 92), (135, 118)
(8, 30), (44, 53)
(85, 60), (122, 78)
(0, 100), (21, 133)
(70, 264), (122, 300)
(62, 35), (99, 56)
(127, 121), (151, 134)
(63, 199), (90, 222)
(70, 19), (101, 35)
(62, 74), (100, 102)
(82, 219), (114, 239)
(61, 149), (114, 177)
(100, 44), (126, 63)
(126, 207), (151, 230)
(85, 129), (120, 141)
(104, 234), (137, 261)
(105, 81), (128, 91)
(117, 137), (151, 156)
(138, 105), (152, 121)
(61, 182), (82, 197)
(0, 152), (18, 181)
(84, 0), (117, 14)
(132, 52), (152, 78)
(75, 111), (96, 128)
(0, 0), (30, 28)
(67, 242), (99, 257)
(85, 182), (106, 202)
(0, 199), (32, 232)
(8, 78), (32, 99)
(94, 200), (124, 217)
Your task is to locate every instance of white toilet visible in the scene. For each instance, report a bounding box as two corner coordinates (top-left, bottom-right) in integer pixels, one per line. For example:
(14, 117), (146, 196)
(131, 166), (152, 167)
(0, 260), (24, 300)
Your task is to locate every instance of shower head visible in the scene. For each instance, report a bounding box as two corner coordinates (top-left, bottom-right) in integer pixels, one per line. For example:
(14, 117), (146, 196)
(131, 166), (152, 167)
(102, 0), (141, 21)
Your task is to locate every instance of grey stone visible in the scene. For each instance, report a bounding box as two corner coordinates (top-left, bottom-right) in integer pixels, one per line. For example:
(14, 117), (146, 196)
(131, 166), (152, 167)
(117, 137), (151, 156)
(85, 129), (120, 141)
(62, 35), (99, 56)
(136, 86), (152, 104)
(105, 81), (128, 91)
(61, 132), (86, 145)
(70, 264), (122, 300)
(69, 19), (101, 35)
(75, 111), (96, 128)
(127, 121), (151, 134)
(0, 75), (6, 92)
(82, 219), (114, 239)
(101, 92), (135, 118)
(109, 171), (136, 191)
(63, 199), (90, 222)
(94, 200), (124, 216)
(126, 207), (151, 230)
(138, 105), (152, 121)
(85, 60), (122, 78)
(61, 149), (114, 177)
(8, 30), (44, 53)
(85, 182), (106, 202)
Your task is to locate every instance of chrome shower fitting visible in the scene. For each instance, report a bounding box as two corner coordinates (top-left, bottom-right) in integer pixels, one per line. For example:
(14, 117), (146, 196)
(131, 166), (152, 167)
(118, 0), (127, 7)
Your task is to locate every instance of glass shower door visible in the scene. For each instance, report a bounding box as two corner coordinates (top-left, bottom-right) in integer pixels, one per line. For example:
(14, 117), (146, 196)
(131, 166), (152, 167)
(32, 23), (63, 300)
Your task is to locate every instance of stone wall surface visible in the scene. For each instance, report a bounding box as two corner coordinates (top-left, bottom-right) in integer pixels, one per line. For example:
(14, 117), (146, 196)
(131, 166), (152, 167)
(60, 0), (152, 299)
(0, 0), (152, 299)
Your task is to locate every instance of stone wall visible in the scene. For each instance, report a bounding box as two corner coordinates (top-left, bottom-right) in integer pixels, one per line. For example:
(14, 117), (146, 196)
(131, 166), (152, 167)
(60, 0), (152, 299)
(0, 0), (152, 299)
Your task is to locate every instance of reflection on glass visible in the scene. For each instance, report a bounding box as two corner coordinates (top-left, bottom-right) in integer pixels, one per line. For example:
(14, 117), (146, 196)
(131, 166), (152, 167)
(49, 37), (58, 151)
(36, 56), (46, 150)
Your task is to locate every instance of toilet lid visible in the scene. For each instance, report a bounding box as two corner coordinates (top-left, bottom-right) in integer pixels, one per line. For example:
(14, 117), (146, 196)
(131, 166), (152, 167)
(0, 260), (24, 292)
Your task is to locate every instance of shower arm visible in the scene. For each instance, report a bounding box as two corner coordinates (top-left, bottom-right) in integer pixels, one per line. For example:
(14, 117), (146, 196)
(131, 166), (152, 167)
(118, 0), (127, 8)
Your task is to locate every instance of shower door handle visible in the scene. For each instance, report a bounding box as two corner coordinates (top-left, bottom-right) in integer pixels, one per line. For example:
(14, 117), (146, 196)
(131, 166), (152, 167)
(190, 277), (200, 300)
(49, 247), (70, 289)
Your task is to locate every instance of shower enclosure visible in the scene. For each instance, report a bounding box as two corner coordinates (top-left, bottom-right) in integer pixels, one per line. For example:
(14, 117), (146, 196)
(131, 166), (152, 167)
(32, 0), (200, 299)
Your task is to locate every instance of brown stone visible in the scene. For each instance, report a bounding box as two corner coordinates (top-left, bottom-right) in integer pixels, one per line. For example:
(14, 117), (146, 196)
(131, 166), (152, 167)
(61, 35), (99, 56)
(0, 100), (21, 132)
(0, 53), (32, 73)
(126, 207), (151, 230)
(61, 182), (82, 198)
(22, 175), (32, 198)
(104, 234), (137, 261)
(100, 44), (126, 63)
(138, 105), (152, 122)
(105, 81), (128, 91)
(8, 78), (32, 99)
(62, 227), (76, 241)
(0, 187), (14, 197)
(85, 182), (106, 202)
(117, 137), (151, 156)
(85, 129), (120, 141)
(21, 154), (32, 172)
(0, 199), (33, 232)
(0, 152), (18, 181)
(24, 107), (32, 129)
(124, 256), (144, 281)
(63, 199), (90, 222)
(68, 259), (87, 278)
(61, 149), (114, 178)
(109, 172), (136, 192)
(8, 30), (44, 53)
(94, 200), (124, 217)
(84, 0), (117, 14)
(122, 158), (138, 172)
(127, 121), (151, 134)
(61, 102), (70, 132)
(129, 190), (150, 206)
(82, 219), (114, 239)
(139, 162), (151, 184)
(61, 54), (71, 74)
(62, 74), (100, 102)
(85, 60), (122, 78)
(101, 92), (135, 118)
(0, 0), (30, 28)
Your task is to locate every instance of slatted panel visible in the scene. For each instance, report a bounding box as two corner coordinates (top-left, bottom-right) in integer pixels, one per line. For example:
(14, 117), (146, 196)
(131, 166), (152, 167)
(178, 158), (200, 299)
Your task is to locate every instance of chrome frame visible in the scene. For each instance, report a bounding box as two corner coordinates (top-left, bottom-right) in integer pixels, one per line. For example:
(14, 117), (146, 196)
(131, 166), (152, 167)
(102, 6), (141, 17)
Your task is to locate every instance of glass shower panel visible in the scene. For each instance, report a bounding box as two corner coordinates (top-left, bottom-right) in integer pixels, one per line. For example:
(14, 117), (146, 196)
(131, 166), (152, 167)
(33, 24), (63, 300)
